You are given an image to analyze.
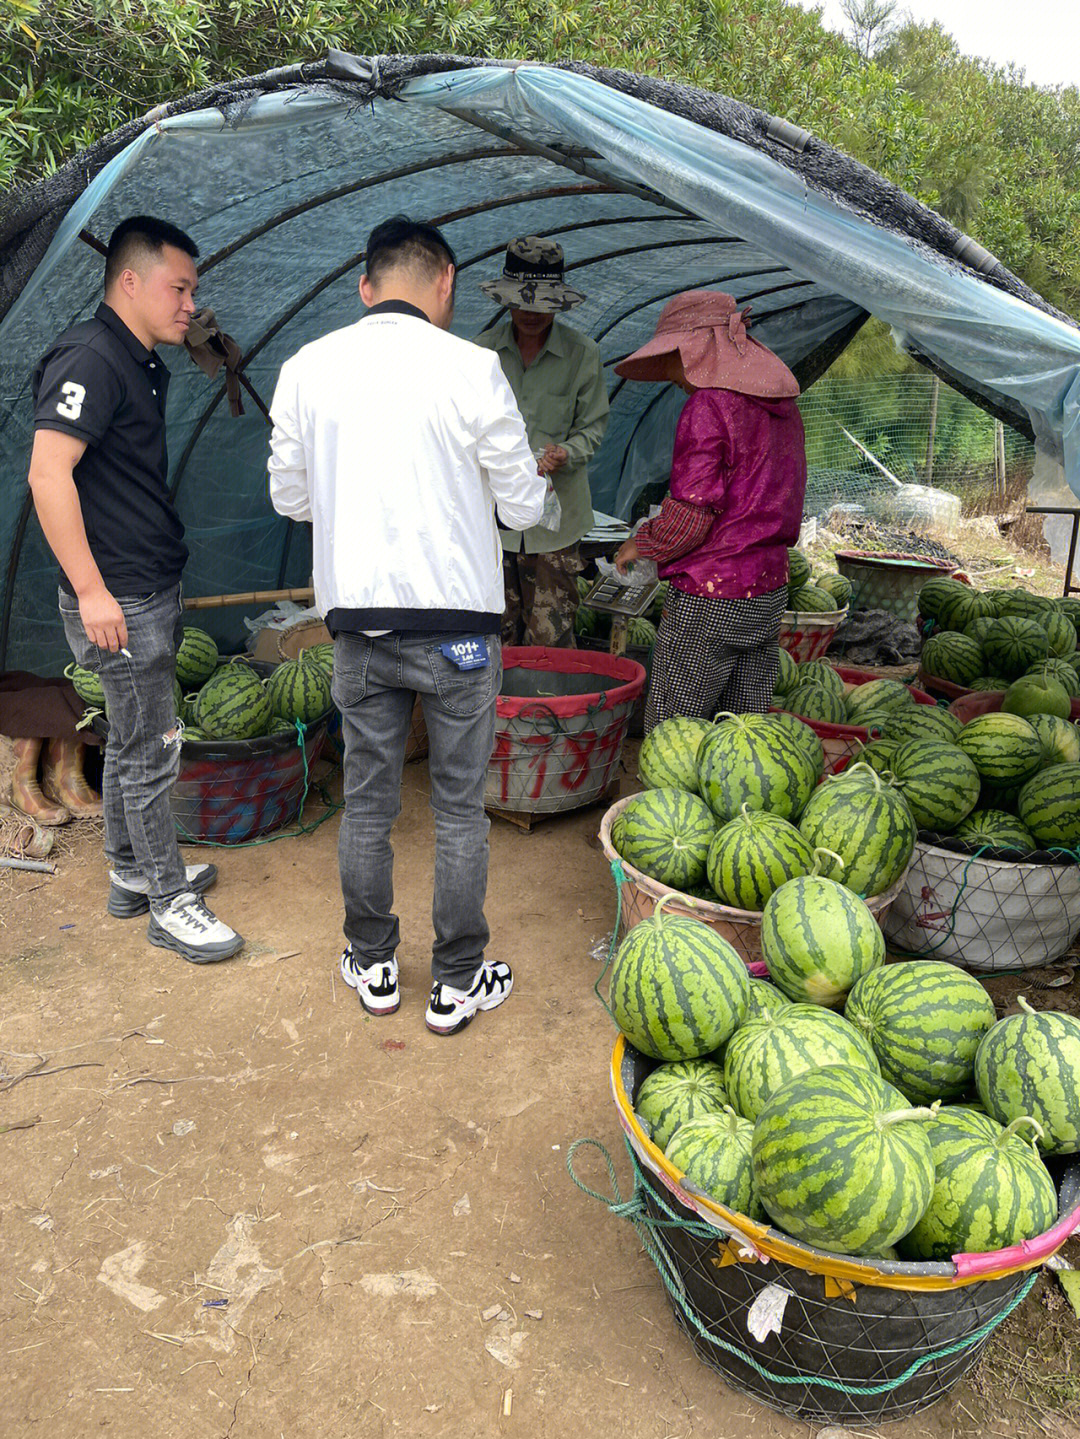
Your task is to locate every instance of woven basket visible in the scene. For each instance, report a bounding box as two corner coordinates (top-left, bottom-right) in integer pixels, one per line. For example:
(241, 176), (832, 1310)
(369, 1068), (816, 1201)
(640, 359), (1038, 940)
(948, 690), (1080, 724)
(773, 665), (936, 774)
(779, 606), (848, 664)
(598, 795), (909, 973)
(835, 551), (958, 623)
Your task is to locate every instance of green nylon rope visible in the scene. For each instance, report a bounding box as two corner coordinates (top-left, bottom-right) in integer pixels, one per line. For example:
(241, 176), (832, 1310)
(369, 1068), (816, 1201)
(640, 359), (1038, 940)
(566, 1137), (1039, 1398)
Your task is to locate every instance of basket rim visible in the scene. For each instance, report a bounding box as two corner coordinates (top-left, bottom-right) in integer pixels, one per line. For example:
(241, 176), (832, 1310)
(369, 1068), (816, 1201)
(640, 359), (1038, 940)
(276, 617), (331, 661)
(780, 605), (848, 626)
(910, 833), (1080, 874)
(835, 550), (959, 573)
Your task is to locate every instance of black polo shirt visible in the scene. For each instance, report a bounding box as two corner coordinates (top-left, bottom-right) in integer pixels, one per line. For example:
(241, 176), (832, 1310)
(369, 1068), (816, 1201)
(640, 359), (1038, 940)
(32, 302), (188, 595)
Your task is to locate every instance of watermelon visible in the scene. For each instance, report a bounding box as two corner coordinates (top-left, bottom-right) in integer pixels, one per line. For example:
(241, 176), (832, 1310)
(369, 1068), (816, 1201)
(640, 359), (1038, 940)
(797, 766), (917, 897)
(650, 580), (670, 622)
(268, 716), (297, 735)
(845, 960), (996, 1104)
(665, 1108), (757, 1214)
(888, 738), (980, 831)
(1017, 762), (1080, 847)
(181, 727), (208, 744)
(266, 654), (333, 725)
(879, 707), (963, 746)
(844, 678), (914, 722)
(723, 1004), (879, 1121)
(787, 548), (811, 594)
(174, 627), (219, 688)
(1045, 611), (1078, 659)
(751, 1066), (936, 1256)
(697, 714), (816, 824)
(919, 631), (983, 687)
(858, 738), (900, 776)
(609, 898), (750, 1060)
(1026, 659), (1080, 697)
(982, 617), (1050, 680)
(1001, 674), (1072, 721)
(63, 661), (106, 710)
(955, 712), (1043, 786)
(953, 809), (1035, 855)
(781, 681), (847, 725)
(635, 1059), (729, 1148)
(964, 616), (998, 649)
(789, 584), (840, 613)
(639, 717), (713, 795)
(1055, 596), (1080, 635)
(627, 616), (657, 649)
(745, 978), (792, 1020)
(816, 572), (853, 607)
(706, 808), (814, 912)
(768, 711), (825, 780)
(192, 663), (272, 740)
(999, 590), (1056, 621)
(761, 876), (885, 1008)
(918, 576), (968, 623)
(798, 660), (844, 696)
(979, 778), (1024, 814)
(969, 676), (1010, 691)
(576, 574), (592, 602)
(1027, 712), (1080, 767)
(775, 647), (799, 695)
(574, 605), (599, 638)
(304, 641), (335, 676)
(938, 585), (995, 632)
(975, 997), (1080, 1155)
(615, 788), (717, 891)
(896, 1108), (1057, 1261)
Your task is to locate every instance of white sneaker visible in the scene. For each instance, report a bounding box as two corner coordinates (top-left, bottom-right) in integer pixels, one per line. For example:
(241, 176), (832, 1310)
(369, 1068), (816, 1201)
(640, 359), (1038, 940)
(425, 960), (513, 1036)
(108, 863), (217, 918)
(340, 945), (400, 1015)
(147, 891), (243, 964)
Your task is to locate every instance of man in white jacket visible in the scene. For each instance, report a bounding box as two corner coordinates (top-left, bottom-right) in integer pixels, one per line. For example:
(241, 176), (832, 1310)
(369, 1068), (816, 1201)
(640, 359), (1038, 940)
(268, 216), (544, 1035)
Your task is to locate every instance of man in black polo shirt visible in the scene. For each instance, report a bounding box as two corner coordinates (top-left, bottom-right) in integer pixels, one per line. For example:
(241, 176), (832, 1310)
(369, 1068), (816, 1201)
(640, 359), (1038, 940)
(28, 216), (242, 964)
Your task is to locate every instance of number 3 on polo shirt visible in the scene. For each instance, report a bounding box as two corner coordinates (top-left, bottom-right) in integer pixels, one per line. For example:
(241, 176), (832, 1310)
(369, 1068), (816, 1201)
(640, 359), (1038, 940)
(55, 381), (86, 421)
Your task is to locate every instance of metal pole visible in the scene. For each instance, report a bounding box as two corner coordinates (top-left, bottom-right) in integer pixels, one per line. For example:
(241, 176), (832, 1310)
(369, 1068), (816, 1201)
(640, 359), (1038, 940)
(926, 375), (939, 485)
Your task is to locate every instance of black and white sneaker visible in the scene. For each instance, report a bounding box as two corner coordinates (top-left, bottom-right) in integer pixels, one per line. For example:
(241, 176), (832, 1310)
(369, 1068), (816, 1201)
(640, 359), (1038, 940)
(340, 944), (400, 1015)
(147, 891), (243, 964)
(425, 960), (514, 1036)
(108, 862), (218, 918)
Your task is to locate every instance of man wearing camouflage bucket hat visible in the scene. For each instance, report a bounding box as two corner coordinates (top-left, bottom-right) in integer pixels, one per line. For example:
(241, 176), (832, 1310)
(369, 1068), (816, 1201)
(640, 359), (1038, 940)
(475, 238), (609, 647)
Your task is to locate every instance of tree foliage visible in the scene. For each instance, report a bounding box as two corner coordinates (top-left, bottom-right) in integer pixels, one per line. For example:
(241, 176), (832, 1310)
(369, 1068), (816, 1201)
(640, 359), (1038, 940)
(2, 0), (1078, 319)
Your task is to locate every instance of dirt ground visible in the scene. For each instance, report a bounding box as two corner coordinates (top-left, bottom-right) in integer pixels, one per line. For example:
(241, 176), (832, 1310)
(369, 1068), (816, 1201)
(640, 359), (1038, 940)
(3, 744), (1080, 1439)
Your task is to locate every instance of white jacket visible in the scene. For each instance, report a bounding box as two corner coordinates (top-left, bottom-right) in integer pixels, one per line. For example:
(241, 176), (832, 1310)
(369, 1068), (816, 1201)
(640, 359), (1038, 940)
(268, 305), (545, 633)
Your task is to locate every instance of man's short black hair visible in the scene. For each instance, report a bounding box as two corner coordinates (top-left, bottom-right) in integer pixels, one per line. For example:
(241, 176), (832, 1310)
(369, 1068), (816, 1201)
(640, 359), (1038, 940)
(365, 215), (456, 287)
(105, 216), (199, 288)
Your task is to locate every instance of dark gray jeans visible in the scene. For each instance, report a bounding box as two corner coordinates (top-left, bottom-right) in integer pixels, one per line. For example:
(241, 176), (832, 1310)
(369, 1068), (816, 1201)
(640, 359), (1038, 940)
(60, 584), (187, 902)
(332, 631), (501, 988)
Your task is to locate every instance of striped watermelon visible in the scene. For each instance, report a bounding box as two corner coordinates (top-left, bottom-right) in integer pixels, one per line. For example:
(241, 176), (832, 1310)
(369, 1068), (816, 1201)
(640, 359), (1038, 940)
(745, 977), (792, 1020)
(956, 712), (1043, 786)
(697, 714), (816, 824)
(797, 767), (917, 897)
(798, 660), (844, 696)
(304, 641), (335, 676)
(576, 575), (592, 601)
(706, 808), (814, 911)
(650, 581), (670, 621)
(665, 1108), (757, 1214)
(964, 616), (998, 649)
(816, 572), (853, 607)
(969, 676), (1010, 691)
(1017, 762), (1080, 847)
(880, 707), (963, 746)
(982, 617), (1050, 679)
(723, 1004), (879, 1121)
(627, 616), (658, 648)
(781, 681), (847, 725)
(1002, 673), (1072, 720)
(844, 679), (915, 722)
(1027, 713), (1080, 767)
(635, 1059), (729, 1148)
(267, 654), (333, 725)
(617, 788), (717, 891)
(574, 605), (599, 637)
(844, 960), (996, 1104)
(975, 997), (1080, 1154)
(181, 727), (208, 744)
(920, 631), (983, 686)
(938, 585), (995, 632)
(858, 738), (900, 776)
(1056, 596), (1080, 635)
(761, 877), (885, 1008)
(918, 576), (968, 622)
(1026, 659), (1080, 697)
(175, 627), (219, 688)
(63, 661), (106, 710)
(787, 548), (811, 594)
(192, 663), (272, 740)
(888, 738), (980, 831)
(609, 899), (750, 1060)
(1045, 611), (1078, 659)
(768, 711), (825, 780)
(897, 1108), (1057, 1262)
(979, 778), (1023, 813)
(775, 647), (799, 695)
(751, 1065), (936, 1256)
(268, 716), (297, 735)
(639, 717), (713, 795)
(999, 590), (1056, 621)
(789, 584), (839, 613)
(953, 809), (1035, 855)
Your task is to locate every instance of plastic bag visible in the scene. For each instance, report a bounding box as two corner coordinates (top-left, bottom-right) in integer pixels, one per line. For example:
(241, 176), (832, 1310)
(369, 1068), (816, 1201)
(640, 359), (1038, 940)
(536, 479), (563, 532)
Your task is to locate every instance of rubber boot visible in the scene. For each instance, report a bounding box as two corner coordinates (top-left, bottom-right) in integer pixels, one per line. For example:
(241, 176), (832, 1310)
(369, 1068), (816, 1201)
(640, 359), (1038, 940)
(9, 737), (70, 825)
(43, 737), (103, 819)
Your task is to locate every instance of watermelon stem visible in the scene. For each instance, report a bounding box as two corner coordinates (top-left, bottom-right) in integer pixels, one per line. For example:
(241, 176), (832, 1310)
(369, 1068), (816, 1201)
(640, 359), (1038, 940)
(998, 1115), (1046, 1148)
(810, 847), (845, 877)
(1016, 996), (1037, 1016)
(876, 1106), (937, 1129)
(836, 761), (882, 792)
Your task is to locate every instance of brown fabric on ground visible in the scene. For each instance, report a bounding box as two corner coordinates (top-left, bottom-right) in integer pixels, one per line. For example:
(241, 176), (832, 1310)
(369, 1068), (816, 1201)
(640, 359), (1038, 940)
(0, 672), (100, 743)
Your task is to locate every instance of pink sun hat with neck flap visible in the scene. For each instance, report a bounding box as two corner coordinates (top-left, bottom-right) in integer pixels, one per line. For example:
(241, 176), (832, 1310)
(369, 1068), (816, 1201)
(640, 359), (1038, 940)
(614, 289), (800, 398)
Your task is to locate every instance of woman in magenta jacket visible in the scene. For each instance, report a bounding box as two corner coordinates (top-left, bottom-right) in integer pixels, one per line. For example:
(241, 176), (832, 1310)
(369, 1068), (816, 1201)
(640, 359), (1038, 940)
(614, 291), (808, 733)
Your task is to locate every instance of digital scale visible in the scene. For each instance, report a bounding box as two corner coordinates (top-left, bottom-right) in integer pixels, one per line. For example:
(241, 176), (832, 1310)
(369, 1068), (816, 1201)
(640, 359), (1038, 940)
(581, 571), (661, 654)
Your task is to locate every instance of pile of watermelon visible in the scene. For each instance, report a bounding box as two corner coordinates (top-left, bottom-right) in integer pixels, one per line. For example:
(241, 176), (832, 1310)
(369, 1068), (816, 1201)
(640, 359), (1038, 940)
(786, 547), (851, 613)
(613, 898), (1077, 1261)
(773, 656), (934, 732)
(918, 577), (1080, 696)
(617, 710), (919, 908)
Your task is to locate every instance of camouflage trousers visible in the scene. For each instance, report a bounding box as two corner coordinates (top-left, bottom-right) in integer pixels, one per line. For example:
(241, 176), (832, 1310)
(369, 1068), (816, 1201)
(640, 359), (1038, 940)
(501, 545), (583, 648)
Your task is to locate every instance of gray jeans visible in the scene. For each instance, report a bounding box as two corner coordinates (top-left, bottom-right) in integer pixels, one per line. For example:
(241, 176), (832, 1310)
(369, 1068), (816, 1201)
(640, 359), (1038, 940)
(332, 631), (501, 989)
(60, 585), (187, 902)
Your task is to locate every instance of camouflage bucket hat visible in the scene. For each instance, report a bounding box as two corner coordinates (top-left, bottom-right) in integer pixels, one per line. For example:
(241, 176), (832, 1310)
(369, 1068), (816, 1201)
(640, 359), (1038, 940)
(479, 237), (586, 313)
